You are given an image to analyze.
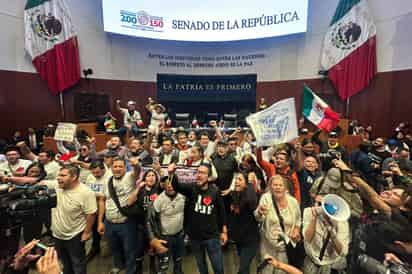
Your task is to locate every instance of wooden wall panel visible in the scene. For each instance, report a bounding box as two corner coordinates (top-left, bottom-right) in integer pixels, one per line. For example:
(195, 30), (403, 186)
(0, 69), (411, 139)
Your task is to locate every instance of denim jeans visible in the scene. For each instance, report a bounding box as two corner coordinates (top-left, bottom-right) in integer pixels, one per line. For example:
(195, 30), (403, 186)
(54, 233), (86, 274)
(236, 241), (258, 274)
(191, 238), (224, 274)
(105, 220), (137, 274)
(91, 218), (101, 251)
(156, 231), (185, 274)
(119, 124), (139, 138)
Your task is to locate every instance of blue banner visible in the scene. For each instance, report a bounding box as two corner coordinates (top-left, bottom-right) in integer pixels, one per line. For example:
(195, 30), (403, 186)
(157, 74), (256, 102)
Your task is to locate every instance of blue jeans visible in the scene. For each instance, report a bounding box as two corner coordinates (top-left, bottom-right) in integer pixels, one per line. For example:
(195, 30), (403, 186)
(105, 220), (137, 274)
(54, 233), (86, 274)
(157, 231), (185, 274)
(119, 124), (139, 137)
(191, 238), (224, 274)
(236, 242), (258, 274)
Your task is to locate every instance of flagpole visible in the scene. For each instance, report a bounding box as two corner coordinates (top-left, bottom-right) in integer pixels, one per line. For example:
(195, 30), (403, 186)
(59, 92), (66, 121)
(345, 97), (350, 118)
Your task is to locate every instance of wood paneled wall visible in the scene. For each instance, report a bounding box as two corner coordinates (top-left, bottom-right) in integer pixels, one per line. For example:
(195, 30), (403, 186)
(0, 69), (411, 139)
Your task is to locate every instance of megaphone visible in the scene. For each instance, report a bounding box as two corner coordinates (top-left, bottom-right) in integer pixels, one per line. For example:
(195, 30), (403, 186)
(321, 194), (350, 222)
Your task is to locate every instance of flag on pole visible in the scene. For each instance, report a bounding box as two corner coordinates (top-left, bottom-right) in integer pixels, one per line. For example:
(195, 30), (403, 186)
(321, 0), (376, 101)
(24, 0), (80, 95)
(246, 98), (298, 147)
(302, 85), (340, 132)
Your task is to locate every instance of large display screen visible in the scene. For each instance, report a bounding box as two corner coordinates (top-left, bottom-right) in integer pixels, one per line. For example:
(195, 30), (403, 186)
(102, 0), (309, 42)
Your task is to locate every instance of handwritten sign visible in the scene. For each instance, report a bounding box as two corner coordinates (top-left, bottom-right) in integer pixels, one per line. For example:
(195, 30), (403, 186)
(246, 98), (298, 147)
(54, 123), (77, 142)
(141, 166), (198, 184)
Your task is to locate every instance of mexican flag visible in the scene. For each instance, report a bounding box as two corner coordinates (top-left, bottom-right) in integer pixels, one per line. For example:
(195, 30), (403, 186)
(302, 85), (340, 132)
(321, 0), (376, 101)
(24, 0), (80, 95)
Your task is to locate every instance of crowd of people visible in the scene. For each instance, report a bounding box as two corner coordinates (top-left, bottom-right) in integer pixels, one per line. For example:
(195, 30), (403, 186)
(1, 100), (412, 274)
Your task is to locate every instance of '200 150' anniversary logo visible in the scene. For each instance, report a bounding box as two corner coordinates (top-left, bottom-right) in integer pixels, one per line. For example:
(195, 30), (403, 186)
(120, 10), (164, 31)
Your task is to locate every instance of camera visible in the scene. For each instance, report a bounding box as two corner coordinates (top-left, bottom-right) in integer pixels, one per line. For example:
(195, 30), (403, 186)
(0, 184), (57, 227)
(319, 150), (341, 163)
(319, 150), (342, 170)
(0, 184), (57, 270)
(358, 254), (412, 274)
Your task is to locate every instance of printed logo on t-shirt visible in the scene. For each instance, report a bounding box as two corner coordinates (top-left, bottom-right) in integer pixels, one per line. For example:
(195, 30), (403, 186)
(195, 194), (214, 215)
(150, 193), (158, 201)
(89, 184), (103, 193)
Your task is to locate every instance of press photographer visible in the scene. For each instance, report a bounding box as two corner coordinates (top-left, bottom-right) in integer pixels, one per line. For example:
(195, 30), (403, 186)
(0, 184), (57, 274)
(334, 159), (412, 268)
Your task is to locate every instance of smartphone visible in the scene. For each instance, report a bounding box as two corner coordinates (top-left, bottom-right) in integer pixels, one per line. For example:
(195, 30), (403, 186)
(35, 242), (48, 255)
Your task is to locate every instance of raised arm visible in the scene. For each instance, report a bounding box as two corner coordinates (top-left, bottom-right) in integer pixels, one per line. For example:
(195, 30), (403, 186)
(169, 164), (194, 197)
(115, 99), (122, 112)
(16, 142), (37, 161)
(335, 159), (392, 216)
(256, 147), (275, 178)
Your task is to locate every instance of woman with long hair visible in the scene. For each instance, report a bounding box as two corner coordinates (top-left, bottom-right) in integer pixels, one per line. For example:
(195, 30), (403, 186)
(128, 168), (162, 274)
(255, 175), (302, 274)
(229, 172), (259, 274)
(239, 154), (265, 193)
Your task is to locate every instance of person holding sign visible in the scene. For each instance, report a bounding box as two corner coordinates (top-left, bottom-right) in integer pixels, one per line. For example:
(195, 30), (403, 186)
(169, 162), (227, 274)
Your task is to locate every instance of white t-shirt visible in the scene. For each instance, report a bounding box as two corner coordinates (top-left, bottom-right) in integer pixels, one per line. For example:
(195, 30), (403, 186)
(153, 192), (185, 236)
(302, 208), (349, 266)
(46, 181), (97, 240)
(0, 159), (32, 176)
(150, 111), (166, 129)
(103, 172), (136, 223)
(85, 169), (112, 197)
(44, 161), (61, 180)
(120, 107), (142, 127)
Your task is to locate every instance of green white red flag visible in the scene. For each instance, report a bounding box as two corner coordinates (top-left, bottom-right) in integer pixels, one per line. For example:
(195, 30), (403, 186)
(302, 85), (340, 132)
(321, 0), (377, 100)
(24, 0), (80, 95)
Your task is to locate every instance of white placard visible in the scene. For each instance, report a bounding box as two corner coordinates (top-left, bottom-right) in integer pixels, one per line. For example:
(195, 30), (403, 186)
(54, 123), (77, 142)
(246, 98), (298, 147)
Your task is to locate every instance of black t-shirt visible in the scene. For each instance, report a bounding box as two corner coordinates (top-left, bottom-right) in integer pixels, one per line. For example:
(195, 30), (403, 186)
(297, 169), (321, 209)
(368, 149), (392, 166)
(171, 175), (227, 240)
(211, 154), (238, 190)
(135, 186), (161, 225)
(229, 185), (259, 244)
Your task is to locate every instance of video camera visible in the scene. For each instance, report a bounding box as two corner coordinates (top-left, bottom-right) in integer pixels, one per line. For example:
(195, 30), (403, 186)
(319, 150), (342, 170)
(0, 184), (57, 227)
(358, 254), (412, 274)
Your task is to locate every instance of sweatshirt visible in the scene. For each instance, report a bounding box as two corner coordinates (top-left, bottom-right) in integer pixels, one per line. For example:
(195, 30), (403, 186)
(171, 174), (226, 240)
